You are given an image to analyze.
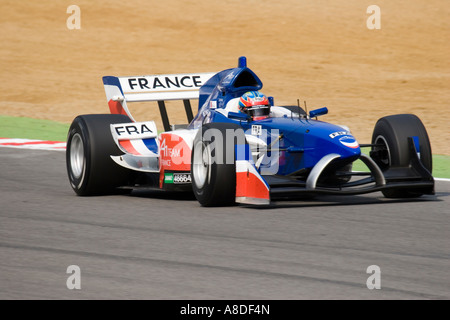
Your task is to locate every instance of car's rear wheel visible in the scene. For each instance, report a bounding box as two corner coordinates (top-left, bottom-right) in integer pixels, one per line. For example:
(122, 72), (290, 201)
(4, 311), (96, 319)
(371, 114), (432, 198)
(66, 114), (133, 195)
(191, 123), (245, 206)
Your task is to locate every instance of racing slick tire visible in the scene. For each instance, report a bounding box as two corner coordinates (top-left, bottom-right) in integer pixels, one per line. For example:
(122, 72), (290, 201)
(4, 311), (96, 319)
(371, 114), (432, 198)
(66, 114), (132, 196)
(191, 123), (246, 207)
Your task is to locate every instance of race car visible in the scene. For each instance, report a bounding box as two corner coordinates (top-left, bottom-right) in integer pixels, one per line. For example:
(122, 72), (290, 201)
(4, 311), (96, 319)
(66, 56), (434, 206)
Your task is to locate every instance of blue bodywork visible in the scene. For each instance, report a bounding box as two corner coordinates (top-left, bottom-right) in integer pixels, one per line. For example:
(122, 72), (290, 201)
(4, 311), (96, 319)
(189, 57), (361, 176)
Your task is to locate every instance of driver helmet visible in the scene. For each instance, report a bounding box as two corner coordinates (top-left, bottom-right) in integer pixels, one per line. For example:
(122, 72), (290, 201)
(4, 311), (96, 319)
(238, 91), (270, 120)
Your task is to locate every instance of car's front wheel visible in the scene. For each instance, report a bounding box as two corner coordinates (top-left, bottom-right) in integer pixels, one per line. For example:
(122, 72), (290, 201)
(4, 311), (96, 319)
(371, 114), (432, 198)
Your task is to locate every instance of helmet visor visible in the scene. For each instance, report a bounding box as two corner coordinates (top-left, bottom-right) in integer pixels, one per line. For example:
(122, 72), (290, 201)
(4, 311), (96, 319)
(246, 105), (270, 118)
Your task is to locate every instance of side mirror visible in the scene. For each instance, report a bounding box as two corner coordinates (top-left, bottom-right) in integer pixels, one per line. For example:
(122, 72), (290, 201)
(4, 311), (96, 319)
(228, 112), (250, 121)
(309, 107), (328, 118)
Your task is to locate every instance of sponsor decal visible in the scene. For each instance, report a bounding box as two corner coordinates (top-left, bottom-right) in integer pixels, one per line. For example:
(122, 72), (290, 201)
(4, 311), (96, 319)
(111, 121), (157, 140)
(159, 133), (192, 171)
(164, 173), (191, 184)
(164, 173), (174, 184)
(160, 159), (172, 167)
(173, 173), (192, 184)
(222, 71), (237, 85)
(339, 136), (359, 149)
(119, 73), (214, 93)
(329, 131), (349, 139)
(251, 125), (262, 136)
(115, 124), (152, 136)
(160, 138), (181, 158)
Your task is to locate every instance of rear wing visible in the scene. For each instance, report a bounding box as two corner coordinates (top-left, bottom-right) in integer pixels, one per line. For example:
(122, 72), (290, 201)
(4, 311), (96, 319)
(103, 73), (215, 131)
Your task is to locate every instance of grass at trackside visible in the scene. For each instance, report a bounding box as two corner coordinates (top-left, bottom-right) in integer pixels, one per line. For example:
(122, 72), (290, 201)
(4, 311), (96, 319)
(354, 148), (450, 178)
(1, 116), (449, 178)
(0, 116), (70, 142)
(432, 155), (450, 179)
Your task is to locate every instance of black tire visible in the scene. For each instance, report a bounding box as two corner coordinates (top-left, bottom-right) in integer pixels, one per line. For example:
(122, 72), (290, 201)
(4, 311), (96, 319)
(371, 114), (432, 198)
(66, 114), (132, 195)
(191, 123), (246, 207)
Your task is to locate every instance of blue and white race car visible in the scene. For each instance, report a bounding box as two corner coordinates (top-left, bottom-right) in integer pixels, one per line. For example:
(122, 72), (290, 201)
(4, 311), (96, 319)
(66, 57), (434, 206)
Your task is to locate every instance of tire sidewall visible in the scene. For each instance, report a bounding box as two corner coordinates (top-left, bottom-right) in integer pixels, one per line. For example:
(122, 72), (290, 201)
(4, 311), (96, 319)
(191, 139), (212, 201)
(191, 123), (242, 207)
(372, 119), (401, 168)
(66, 117), (92, 195)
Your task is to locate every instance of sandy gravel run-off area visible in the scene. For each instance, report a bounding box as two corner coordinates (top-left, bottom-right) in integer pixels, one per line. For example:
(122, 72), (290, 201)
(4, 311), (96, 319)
(1, 0), (449, 155)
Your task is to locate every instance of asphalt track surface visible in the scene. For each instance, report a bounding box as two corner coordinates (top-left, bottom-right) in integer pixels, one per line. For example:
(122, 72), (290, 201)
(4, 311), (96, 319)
(0, 148), (449, 300)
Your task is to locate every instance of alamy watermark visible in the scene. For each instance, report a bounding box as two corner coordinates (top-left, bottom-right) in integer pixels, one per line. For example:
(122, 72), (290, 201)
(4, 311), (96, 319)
(366, 265), (381, 290)
(66, 265), (81, 290)
(66, 5), (379, 31)
(166, 126), (281, 174)
(66, 5), (81, 30)
(367, 5), (381, 30)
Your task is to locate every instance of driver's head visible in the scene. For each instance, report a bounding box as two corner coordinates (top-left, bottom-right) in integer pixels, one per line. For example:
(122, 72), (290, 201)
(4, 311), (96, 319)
(238, 91), (270, 120)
